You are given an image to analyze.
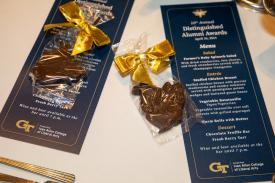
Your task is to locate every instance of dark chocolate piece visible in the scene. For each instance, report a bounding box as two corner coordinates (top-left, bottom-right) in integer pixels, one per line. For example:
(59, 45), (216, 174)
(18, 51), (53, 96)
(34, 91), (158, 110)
(132, 82), (186, 133)
(30, 46), (87, 86)
(132, 83), (151, 95)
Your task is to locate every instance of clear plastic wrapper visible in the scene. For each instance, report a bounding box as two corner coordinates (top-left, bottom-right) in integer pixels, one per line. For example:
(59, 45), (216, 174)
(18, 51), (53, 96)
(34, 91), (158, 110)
(113, 34), (202, 143)
(131, 79), (202, 143)
(76, 0), (115, 26)
(30, 28), (87, 109)
(29, 1), (114, 109)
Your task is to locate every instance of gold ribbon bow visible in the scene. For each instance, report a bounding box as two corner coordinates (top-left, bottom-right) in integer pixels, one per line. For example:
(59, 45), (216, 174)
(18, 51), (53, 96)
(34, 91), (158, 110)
(44, 1), (110, 56)
(114, 40), (175, 86)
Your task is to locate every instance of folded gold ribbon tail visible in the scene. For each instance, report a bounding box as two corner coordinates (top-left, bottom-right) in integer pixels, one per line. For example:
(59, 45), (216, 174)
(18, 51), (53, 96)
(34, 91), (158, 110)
(114, 40), (175, 86)
(44, 1), (110, 56)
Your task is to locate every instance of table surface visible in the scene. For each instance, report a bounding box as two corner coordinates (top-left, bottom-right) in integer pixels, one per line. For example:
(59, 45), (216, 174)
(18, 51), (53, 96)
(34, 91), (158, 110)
(0, 0), (274, 182)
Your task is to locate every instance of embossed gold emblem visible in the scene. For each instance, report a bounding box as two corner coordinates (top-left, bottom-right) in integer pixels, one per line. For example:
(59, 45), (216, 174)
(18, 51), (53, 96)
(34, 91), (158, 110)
(16, 120), (35, 133)
(209, 162), (229, 173)
(192, 9), (207, 18)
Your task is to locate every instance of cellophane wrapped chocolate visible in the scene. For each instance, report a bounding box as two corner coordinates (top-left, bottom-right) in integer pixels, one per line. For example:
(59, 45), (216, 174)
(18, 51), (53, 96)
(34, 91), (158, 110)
(131, 80), (201, 143)
(29, 1), (114, 109)
(30, 28), (87, 109)
(113, 34), (201, 143)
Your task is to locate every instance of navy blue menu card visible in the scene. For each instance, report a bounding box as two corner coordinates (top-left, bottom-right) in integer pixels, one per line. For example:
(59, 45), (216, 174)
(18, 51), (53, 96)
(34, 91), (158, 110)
(0, 0), (133, 154)
(162, 1), (274, 182)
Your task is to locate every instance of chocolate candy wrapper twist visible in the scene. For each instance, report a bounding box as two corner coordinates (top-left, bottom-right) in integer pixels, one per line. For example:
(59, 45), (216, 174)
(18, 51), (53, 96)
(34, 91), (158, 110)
(29, 1), (114, 109)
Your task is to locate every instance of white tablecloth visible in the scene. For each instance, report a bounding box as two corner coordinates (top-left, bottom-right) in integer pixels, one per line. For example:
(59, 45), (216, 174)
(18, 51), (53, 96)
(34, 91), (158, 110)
(0, 0), (274, 182)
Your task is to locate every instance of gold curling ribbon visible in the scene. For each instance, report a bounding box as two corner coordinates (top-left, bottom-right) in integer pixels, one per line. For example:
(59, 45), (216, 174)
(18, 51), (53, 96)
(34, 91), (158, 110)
(114, 40), (175, 86)
(44, 1), (110, 56)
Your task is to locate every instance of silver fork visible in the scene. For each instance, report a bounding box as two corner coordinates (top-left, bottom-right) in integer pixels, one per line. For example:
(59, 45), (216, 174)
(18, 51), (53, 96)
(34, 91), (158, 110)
(0, 157), (75, 183)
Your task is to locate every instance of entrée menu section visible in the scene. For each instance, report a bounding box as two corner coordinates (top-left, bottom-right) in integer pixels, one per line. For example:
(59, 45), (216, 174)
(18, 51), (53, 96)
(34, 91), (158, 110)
(186, 55), (250, 127)
(162, 2), (274, 183)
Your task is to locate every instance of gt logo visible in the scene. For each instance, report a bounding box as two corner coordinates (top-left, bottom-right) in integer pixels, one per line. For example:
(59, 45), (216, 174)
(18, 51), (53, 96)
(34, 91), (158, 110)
(16, 120), (35, 133)
(209, 162), (229, 174)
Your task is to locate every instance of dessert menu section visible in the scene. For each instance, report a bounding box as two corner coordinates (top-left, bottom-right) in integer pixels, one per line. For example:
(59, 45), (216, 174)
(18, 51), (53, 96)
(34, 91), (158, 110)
(0, 0), (133, 154)
(162, 2), (274, 183)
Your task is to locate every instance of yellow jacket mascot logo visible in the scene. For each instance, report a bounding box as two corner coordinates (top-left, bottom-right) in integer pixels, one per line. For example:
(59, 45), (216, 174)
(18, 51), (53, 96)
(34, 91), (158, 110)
(16, 120), (35, 133)
(209, 162), (229, 174)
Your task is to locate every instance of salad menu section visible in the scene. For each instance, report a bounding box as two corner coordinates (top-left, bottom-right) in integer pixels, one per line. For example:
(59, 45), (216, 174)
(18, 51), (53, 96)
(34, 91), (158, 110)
(162, 1), (275, 183)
